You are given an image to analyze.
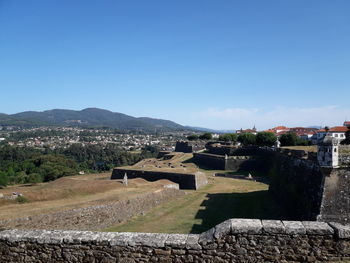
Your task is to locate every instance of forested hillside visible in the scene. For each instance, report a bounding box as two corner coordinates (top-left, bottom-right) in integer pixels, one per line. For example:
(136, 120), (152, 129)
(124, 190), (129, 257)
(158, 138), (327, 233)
(0, 144), (159, 186)
(0, 108), (186, 132)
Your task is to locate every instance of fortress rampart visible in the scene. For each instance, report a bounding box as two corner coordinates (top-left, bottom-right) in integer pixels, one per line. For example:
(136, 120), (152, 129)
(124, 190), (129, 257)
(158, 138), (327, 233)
(111, 168), (208, 190)
(0, 188), (185, 231)
(268, 151), (325, 221)
(174, 141), (205, 153)
(2, 219), (350, 262)
(339, 145), (350, 166)
(193, 152), (253, 171)
(267, 147), (350, 224)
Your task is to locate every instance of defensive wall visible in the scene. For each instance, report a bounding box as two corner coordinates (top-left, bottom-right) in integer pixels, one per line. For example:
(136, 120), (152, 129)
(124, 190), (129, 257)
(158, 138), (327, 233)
(318, 168), (350, 224)
(339, 145), (350, 166)
(157, 151), (171, 158)
(205, 142), (239, 155)
(193, 152), (254, 171)
(193, 144), (350, 224)
(111, 168), (208, 190)
(0, 188), (184, 231)
(174, 141), (205, 153)
(268, 150), (325, 221)
(263, 146), (350, 224)
(3, 219), (350, 262)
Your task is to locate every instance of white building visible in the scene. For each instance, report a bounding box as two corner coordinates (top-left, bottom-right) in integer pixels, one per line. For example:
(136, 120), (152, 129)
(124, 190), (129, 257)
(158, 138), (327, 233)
(316, 126), (347, 144)
(317, 133), (339, 168)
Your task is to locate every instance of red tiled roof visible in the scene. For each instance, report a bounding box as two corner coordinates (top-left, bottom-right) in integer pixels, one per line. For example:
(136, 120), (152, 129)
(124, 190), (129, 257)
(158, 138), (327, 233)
(317, 126), (348, 133)
(273, 126), (289, 130)
(329, 126), (349, 132)
(276, 130), (289, 136)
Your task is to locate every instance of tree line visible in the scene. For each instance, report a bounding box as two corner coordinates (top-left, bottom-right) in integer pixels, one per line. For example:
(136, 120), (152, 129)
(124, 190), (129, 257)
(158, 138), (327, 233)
(0, 144), (159, 187)
(187, 132), (279, 146)
(188, 131), (311, 147)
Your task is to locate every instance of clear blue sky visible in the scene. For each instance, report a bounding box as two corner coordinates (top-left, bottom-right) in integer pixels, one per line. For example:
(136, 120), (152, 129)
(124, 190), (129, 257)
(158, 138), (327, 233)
(0, 0), (349, 129)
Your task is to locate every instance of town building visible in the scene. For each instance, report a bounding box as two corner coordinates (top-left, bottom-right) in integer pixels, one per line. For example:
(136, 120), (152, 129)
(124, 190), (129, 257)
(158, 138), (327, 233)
(236, 126), (257, 135)
(316, 126), (348, 144)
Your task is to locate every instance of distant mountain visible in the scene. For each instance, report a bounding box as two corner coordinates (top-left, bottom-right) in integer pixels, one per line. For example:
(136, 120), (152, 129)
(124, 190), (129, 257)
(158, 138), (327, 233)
(0, 108), (188, 132)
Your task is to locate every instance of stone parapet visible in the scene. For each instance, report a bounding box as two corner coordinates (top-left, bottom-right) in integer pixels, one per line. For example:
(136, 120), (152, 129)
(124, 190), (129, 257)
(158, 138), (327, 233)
(1, 219), (350, 262)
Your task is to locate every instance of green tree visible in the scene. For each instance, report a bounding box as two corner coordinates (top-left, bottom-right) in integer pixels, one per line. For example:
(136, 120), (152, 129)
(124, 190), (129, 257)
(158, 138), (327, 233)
(296, 138), (311, 146)
(237, 133), (256, 146)
(279, 132), (299, 146)
(187, 134), (199, 141)
(199, 133), (213, 140)
(26, 173), (42, 184)
(256, 132), (277, 146)
(219, 133), (238, 143)
(6, 167), (16, 177)
(0, 171), (9, 187)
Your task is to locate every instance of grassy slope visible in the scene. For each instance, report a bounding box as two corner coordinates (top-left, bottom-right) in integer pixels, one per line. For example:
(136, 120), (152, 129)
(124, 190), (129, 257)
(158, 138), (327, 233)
(281, 145), (317, 152)
(0, 173), (172, 220)
(105, 175), (285, 234)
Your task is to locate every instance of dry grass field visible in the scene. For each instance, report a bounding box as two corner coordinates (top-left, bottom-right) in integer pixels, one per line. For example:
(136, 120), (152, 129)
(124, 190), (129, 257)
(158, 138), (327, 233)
(122, 152), (199, 173)
(105, 174), (284, 234)
(0, 173), (176, 221)
(1, 153), (283, 234)
(281, 145), (317, 152)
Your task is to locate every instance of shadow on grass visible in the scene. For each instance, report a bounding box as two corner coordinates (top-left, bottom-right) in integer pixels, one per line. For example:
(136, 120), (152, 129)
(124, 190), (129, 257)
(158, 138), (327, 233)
(190, 190), (287, 234)
(182, 157), (194, 164)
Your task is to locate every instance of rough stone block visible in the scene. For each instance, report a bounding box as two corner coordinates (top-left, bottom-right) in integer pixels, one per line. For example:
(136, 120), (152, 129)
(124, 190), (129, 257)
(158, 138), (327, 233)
(37, 230), (61, 244)
(109, 232), (133, 246)
(231, 219), (262, 234)
(262, 220), (285, 234)
(165, 234), (188, 248)
(128, 233), (168, 247)
(0, 229), (13, 241)
(214, 219), (232, 239)
(199, 227), (215, 245)
(302, 221), (334, 235)
(282, 221), (306, 235)
(186, 234), (201, 250)
(329, 222), (350, 239)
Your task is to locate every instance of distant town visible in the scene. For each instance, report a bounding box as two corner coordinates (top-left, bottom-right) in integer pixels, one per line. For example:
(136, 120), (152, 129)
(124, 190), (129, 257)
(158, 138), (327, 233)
(1, 121), (348, 151)
(0, 126), (185, 152)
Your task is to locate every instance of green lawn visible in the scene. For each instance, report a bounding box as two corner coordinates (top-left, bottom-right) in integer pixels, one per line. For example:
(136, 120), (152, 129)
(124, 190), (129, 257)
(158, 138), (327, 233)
(104, 175), (285, 234)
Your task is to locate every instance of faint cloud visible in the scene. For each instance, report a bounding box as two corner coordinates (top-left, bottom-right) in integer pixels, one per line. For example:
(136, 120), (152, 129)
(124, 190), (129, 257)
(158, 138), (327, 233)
(190, 106), (350, 130)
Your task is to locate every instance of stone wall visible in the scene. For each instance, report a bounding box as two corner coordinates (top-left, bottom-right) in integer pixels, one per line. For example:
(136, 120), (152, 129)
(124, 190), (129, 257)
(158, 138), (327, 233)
(111, 168), (207, 190)
(318, 168), (350, 224)
(268, 153), (324, 221)
(205, 143), (238, 155)
(339, 146), (350, 166)
(193, 152), (253, 171)
(268, 149), (350, 224)
(0, 188), (185, 231)
(2, 219), (350, 262)
(175, 141), (205, 153)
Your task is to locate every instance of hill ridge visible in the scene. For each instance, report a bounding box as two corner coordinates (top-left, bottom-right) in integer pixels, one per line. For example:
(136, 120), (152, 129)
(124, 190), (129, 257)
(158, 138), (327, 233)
(0, 108), (186, 132)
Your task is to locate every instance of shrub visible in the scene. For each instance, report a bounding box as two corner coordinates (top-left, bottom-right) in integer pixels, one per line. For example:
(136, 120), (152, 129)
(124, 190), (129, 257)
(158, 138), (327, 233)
(16, 195), (29, 203)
